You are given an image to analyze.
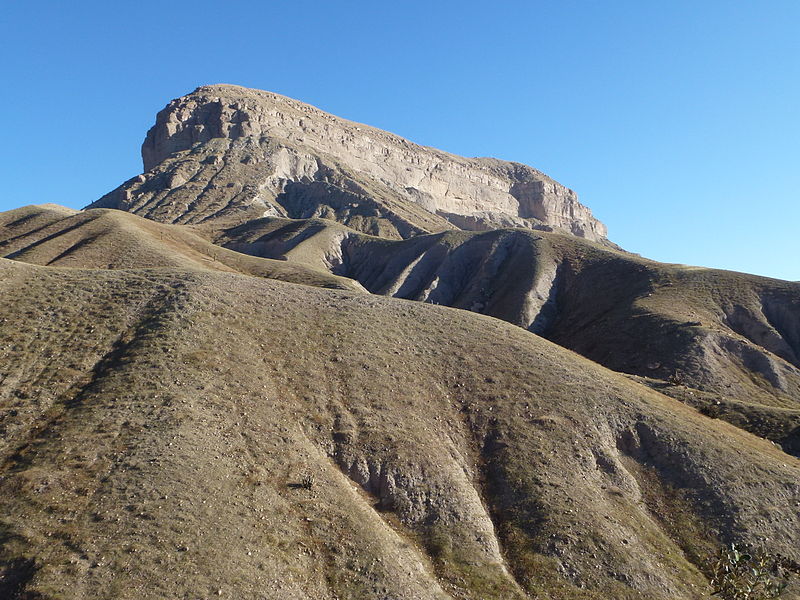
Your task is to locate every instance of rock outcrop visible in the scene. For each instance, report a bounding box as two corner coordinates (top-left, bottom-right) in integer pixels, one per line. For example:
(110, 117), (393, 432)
(89, 85), (607, 240)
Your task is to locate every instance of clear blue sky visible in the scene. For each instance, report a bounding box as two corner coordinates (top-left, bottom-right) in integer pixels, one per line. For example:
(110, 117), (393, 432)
(2, 1), (798, 280)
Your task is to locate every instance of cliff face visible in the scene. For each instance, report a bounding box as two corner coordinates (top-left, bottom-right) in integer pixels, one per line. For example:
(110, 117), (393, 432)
(90, 85), (607, 240)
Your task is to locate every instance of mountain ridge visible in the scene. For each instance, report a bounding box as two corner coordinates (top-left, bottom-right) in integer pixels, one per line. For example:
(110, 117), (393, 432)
(89, 84), (607, 241)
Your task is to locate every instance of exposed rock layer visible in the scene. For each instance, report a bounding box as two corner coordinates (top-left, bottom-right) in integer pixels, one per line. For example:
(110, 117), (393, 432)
(90, 85), (606, 240)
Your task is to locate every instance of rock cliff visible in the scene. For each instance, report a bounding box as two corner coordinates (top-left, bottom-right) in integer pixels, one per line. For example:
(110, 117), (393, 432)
(90, 85), (607, 240)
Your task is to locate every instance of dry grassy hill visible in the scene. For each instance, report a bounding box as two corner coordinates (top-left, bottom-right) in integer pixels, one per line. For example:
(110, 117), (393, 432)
(1, 256), (798, 599)
(206, 215), (800, 456)
(0, 205), (362, 292)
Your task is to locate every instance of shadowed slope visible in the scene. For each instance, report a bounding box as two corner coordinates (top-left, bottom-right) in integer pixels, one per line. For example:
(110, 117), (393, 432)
(0, 259), (798, 599)
(209, 216), (800, 453)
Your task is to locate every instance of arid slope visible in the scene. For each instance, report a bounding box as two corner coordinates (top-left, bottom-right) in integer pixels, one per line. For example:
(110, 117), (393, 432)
(0, 258), (798, 599)
(0, 205), (362, 291)
(2, 83), (799, 600)
(4, 206), (798, 455)
(207, 215), (800, 453)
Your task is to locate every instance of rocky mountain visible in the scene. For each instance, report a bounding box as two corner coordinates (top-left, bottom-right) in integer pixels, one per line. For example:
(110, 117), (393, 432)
(1, 86), (799, 599)
(89, 85), (606, 241)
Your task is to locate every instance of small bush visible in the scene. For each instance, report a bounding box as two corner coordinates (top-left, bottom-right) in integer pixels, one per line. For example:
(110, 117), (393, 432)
(425, 526), (453, 559)
(709, 544), (786, 599)
(700, 402), (722, 419)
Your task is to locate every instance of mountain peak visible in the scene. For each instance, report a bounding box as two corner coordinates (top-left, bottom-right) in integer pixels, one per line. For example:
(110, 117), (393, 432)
(90, 85), (607, 240)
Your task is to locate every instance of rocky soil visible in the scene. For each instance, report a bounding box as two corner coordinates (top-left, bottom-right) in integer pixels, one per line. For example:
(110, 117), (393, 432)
(0, 257), (798, 599)
(204, 214), (800, 455)
(0, 205), (362, 292)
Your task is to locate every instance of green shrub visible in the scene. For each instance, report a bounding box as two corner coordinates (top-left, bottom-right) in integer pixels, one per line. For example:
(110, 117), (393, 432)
(709, 544), (786, 599)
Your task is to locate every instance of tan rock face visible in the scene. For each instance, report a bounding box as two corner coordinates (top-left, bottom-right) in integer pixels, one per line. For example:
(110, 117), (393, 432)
(91, 84), (607, 240)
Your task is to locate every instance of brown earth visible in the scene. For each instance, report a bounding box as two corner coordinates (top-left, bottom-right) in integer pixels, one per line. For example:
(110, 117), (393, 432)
(0, 256), (798, 599)
(0, 205), (362, 292)
(204, 214), (800, 456)
(7, 207), (799, 457)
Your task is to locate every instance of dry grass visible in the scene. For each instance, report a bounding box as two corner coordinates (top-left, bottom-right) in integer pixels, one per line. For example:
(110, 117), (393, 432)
(0, 206), (363, 292)
(208, 214), (800, 455)
(0, 257), (798, 599)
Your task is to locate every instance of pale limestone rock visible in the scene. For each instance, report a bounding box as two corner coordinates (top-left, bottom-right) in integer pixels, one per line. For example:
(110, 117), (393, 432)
(91, 84), (607, 240)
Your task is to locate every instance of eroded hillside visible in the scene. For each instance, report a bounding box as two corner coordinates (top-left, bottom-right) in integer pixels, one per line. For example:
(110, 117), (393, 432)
(205, 214), (800, 455)
(4, 205), (798, 457)
(0, 205), (362, 292)
(2, 84), (799, 599)
(1, 258), (798, 599)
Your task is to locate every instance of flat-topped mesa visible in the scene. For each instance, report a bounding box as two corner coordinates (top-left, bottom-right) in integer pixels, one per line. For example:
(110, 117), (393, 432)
(91, 84), (607, 240)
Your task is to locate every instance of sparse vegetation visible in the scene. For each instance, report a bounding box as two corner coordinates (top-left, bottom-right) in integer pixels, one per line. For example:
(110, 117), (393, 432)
(1, 206), (798, 599)
(700, 401), (722, 419)
(709, 544), (786, 599)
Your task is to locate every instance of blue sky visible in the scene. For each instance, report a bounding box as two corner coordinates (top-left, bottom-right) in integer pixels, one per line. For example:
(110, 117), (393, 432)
(2, 1), (798, 280)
